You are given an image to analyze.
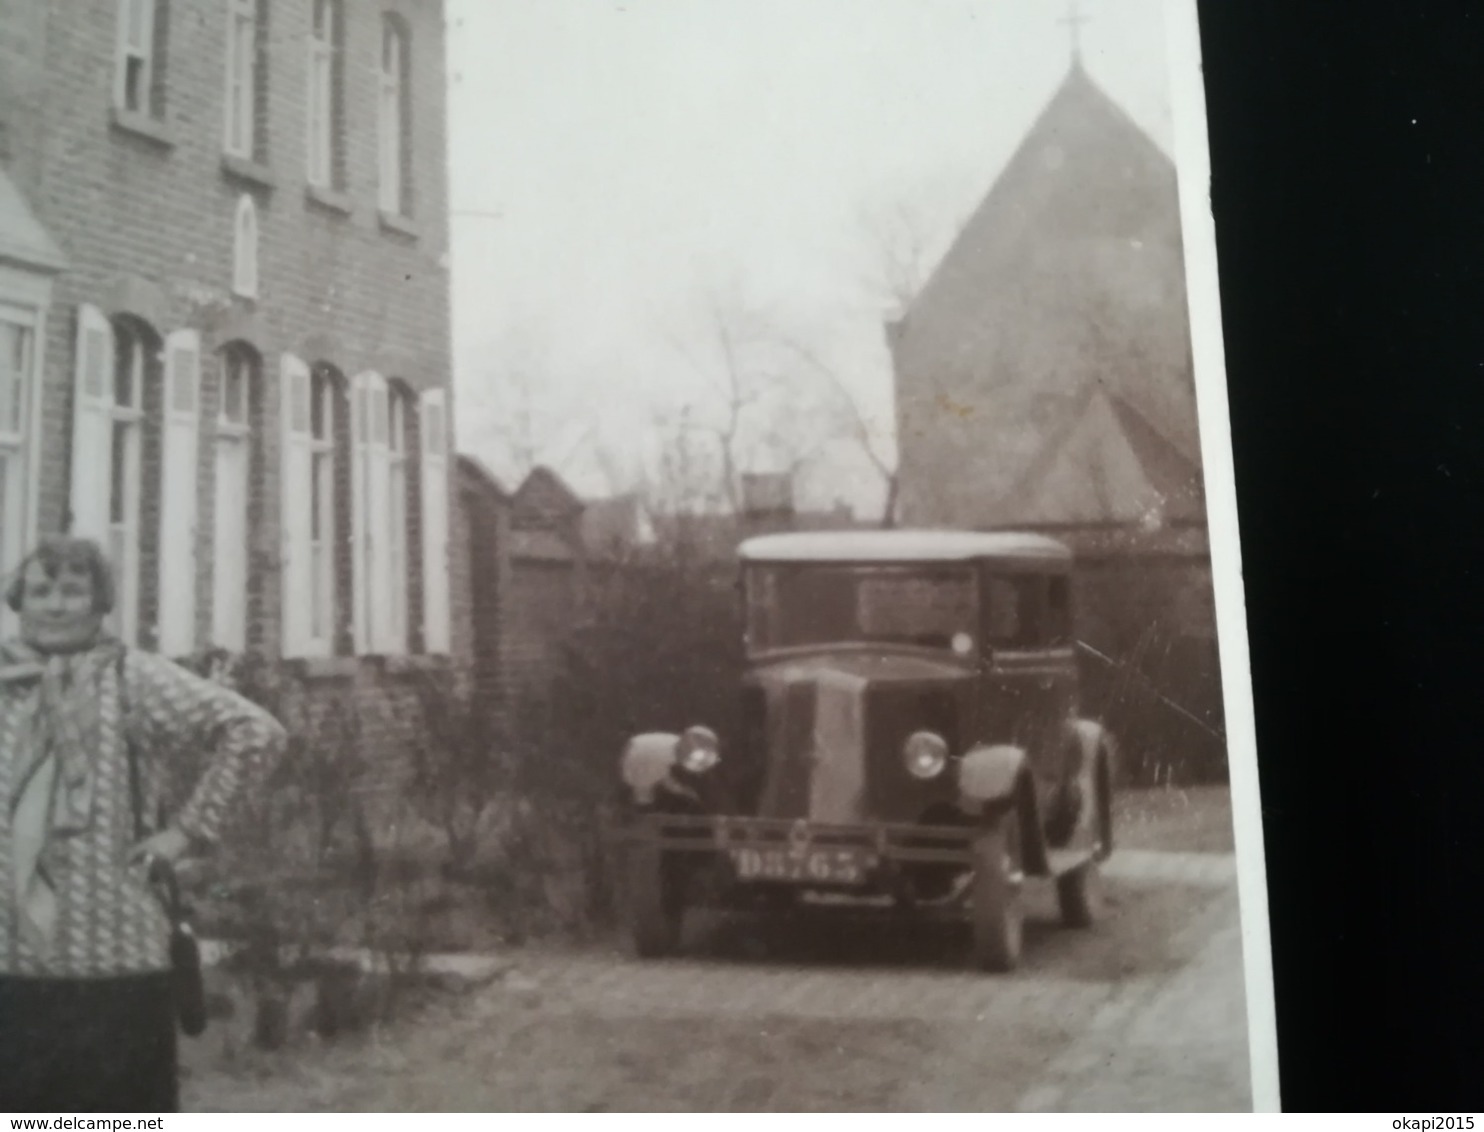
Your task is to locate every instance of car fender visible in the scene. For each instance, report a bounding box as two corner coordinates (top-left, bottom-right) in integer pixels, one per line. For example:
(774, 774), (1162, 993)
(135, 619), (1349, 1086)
(957, 743), (1025, 804)
(957, 745), (1050, 877)
(1055, 719), (1116, 855)
(620, 732), (680, 805)
(1062, 718), (1115, 779)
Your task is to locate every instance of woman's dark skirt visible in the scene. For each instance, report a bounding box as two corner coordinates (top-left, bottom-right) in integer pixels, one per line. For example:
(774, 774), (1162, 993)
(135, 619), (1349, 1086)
(0, 973), (178, 1113)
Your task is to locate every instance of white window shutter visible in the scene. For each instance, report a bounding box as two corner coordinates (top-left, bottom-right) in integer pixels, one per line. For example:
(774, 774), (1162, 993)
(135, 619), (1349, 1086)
(349, 372), (371, 652)
(419, 387), (450, 654)
(368, 375), (393, 652)
(212, 435), (249, 651)
(350, 372), (395, 654)
(280, 354), (313, 657)
(157, 330), (201, 657)
(69, 305), (114, 543)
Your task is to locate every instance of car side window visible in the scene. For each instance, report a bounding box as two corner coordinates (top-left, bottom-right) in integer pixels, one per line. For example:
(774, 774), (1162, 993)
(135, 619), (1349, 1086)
(984, 576), (1023, 645)
(985, 572), (1065, 648)
(1047, 575), (1072, 645)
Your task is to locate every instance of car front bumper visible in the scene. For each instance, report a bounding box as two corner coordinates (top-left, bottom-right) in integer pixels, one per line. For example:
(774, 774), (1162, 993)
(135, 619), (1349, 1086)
(618, 811), (985, 874)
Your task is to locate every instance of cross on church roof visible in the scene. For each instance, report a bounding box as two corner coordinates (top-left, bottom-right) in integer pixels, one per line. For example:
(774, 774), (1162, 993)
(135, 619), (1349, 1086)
(1058, 0), (1091, 65)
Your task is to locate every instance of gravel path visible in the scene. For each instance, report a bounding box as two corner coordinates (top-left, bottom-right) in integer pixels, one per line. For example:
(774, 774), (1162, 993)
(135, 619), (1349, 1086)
(183, 848), (1252, 1112)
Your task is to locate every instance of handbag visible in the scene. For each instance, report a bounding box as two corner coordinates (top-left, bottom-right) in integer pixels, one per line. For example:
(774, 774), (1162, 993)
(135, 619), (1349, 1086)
(120, 651), (208, 1038)
(147, 860), (208, 1038)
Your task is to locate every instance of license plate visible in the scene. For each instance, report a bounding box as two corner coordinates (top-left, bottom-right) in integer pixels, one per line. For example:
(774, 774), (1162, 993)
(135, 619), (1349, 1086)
(729, 845), (876, 885)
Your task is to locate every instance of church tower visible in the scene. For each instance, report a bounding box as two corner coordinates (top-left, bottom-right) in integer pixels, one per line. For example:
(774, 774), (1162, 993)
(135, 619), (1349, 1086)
(890, 57), (1225, 781)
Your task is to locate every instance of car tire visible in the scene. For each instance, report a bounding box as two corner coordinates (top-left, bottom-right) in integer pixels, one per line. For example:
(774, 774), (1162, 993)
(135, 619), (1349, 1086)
(969, 811), (1023, 973)
(1056, 859), (1101, 929)
(628, 844), (684, 959)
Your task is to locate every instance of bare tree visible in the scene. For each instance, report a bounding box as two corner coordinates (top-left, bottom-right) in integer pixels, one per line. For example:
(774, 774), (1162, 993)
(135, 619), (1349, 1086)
(587, 432), (638, 501)
(661, 289), (827, 514)
(774, 336), (900, 528)
(857, 198), (944, 324)
(640, 405), (721, 520)
(692, 296), (754, 514)
(460, 331), (578, 484)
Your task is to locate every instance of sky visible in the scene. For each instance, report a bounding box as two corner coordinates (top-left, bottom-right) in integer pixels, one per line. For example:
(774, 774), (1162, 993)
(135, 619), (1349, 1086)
(445, 0), (1175, 513)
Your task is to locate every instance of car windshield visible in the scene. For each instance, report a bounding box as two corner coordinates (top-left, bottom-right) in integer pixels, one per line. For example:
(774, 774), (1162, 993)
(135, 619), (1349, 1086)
(745, 564), (979, 654)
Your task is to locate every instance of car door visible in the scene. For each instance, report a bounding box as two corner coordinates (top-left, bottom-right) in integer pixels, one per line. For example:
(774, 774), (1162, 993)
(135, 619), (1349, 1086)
(979, 568), (1075, 787)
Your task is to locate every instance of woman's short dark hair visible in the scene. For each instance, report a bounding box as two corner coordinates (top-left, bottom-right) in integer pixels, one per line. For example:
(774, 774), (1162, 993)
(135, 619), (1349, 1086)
(5, 536), (116, 615)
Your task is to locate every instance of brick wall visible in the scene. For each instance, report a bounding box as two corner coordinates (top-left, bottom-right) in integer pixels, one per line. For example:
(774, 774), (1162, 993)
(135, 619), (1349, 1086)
(0, 1), (49, 185)
(501, 560), (579, 700)
(3, 0), (472, 797)
(457, 458), (510, 703)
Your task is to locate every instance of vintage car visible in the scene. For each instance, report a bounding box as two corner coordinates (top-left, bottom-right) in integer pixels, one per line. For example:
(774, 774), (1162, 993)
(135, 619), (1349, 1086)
(616, 529), (1115, 971)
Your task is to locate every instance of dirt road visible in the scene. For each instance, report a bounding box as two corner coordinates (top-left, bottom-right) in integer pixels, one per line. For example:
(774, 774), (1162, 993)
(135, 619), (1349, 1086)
(183, 847), (1251, 1112)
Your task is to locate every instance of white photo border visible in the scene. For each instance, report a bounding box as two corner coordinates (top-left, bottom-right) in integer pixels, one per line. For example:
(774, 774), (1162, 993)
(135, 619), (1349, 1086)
(1165, 0), (1282, 1112)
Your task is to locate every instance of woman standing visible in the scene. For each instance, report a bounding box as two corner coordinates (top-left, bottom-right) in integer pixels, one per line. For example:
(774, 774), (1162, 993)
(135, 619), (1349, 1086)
(0, 537), (287, 1112)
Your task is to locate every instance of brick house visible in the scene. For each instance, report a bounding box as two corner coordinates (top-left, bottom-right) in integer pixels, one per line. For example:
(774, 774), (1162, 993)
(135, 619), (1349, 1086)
(453, 461), (595, 708)
(1, 0), (470, 794)
(890, 62), (1225, 779)
(500, 466), (587, 697)
(456, 459), (667, 710)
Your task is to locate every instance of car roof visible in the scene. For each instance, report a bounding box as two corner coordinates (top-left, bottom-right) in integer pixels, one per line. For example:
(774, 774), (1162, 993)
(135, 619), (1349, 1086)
(738, 529), (1072, 565)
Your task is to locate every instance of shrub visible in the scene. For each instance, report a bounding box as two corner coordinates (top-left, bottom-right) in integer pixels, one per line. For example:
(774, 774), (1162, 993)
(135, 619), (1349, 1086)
(490, 545), (746, 932)
(181, 650), (438, 1046)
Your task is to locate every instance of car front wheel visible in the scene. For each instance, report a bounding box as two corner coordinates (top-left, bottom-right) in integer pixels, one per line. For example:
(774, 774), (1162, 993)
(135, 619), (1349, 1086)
(970, 811), (1024, 973)
(628, 842), (685, 958)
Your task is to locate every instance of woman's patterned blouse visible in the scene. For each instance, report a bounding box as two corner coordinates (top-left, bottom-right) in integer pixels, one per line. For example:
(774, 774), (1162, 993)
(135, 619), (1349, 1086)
(0, 648), (286, 978)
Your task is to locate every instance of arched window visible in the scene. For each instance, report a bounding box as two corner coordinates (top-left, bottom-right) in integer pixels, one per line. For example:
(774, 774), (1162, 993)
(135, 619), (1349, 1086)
(347, 373), (411, 654)
(158, 326), (203, 657)
(378, 16), (411, 215)
(232, 195), (259, 299)
(213, 342), (258, 649)
(308, 363), (339, 648)
(282, 357), (344, 655)
(0, 305), (39, 632)
(281, 356), (349, 657)
(350, 374), (413, 654)
(386, 383), (411, 649)
(71, 311), (200, 654)
(108, 317), (154, 644)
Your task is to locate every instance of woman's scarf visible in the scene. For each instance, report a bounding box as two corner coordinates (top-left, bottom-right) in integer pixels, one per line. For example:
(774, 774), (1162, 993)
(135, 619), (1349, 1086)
(2, 638), (120, 952)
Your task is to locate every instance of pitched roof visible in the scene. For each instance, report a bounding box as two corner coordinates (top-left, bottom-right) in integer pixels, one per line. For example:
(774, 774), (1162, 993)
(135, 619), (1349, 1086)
(0, 166), (66, 273)
(511, 466), (584, 528)
(893, 64), (1202, 531)
(1002, 386), (1204, 527)
(456, 454), (512, 501)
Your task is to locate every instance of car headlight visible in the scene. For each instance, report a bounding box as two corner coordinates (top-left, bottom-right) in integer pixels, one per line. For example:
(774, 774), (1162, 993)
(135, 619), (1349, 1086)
(903, 730), (949, 780)
(621, 733), (682, 804)
(677, 725), (720, 774)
